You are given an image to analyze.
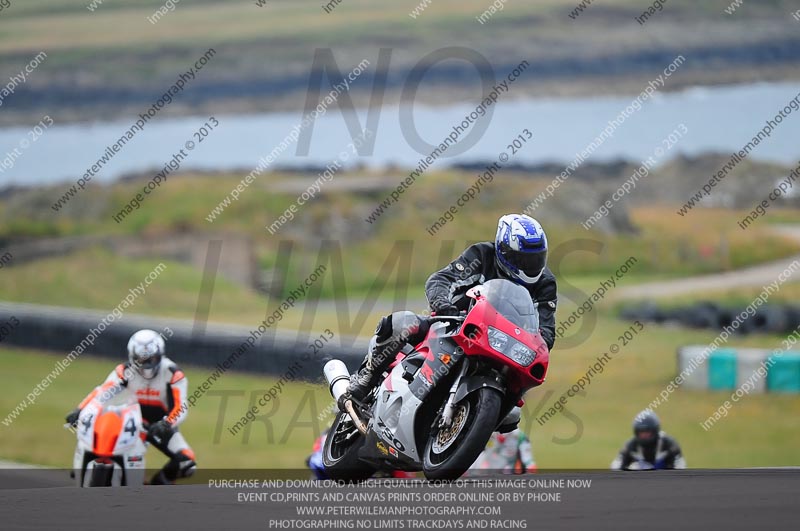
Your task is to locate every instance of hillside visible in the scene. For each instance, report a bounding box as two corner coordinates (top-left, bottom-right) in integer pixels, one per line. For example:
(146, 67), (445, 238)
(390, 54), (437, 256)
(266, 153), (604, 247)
(2, 0), (800, 126)
(3, 157), (800, 310)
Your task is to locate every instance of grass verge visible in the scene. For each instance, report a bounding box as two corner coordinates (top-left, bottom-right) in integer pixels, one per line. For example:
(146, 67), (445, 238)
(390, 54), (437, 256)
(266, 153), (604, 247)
(2, 312), (799, 470)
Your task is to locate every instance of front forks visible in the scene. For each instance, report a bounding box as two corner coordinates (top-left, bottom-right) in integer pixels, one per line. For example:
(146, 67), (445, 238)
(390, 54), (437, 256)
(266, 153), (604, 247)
(439, 357), (470, 428)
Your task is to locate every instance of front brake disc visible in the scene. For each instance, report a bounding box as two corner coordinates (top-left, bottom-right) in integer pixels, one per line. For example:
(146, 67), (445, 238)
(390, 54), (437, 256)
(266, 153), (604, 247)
(431, 402), (470, 454)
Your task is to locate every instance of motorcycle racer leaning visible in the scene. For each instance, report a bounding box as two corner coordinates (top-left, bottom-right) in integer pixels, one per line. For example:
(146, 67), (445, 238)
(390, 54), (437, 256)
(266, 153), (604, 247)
(344, 214), (557, 431)
(66, 329), (196, 485)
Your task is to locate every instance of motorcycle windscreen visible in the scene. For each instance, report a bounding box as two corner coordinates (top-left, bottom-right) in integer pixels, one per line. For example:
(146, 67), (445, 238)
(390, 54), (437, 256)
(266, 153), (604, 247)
(477, 279), (539, 333)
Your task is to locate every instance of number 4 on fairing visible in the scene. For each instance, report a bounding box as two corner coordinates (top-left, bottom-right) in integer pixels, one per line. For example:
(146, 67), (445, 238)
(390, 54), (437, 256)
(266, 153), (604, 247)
(69, 388), (147, 487)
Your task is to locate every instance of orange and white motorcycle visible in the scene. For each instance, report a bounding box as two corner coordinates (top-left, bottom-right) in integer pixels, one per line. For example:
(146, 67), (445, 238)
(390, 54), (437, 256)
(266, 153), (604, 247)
(68, 386), (146, 487)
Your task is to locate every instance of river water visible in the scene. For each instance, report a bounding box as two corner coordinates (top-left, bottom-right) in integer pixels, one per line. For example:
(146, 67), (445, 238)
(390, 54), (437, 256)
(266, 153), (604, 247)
(1, 81), (798, 185)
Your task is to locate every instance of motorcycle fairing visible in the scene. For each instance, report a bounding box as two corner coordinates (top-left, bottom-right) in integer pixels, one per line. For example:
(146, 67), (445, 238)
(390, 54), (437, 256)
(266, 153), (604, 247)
(367, 332), (462, 463)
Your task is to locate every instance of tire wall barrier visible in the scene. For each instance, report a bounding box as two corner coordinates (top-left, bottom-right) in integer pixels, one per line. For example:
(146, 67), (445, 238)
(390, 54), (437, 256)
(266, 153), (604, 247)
(622, 302), (800, 335)
(0, 302), (367, 382)
(678, 345), (800, 393)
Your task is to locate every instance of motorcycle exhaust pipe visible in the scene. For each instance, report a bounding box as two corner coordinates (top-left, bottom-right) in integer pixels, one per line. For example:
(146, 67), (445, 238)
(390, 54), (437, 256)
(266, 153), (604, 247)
(324, 359), (368, 435)
(324, 359), (351, 402)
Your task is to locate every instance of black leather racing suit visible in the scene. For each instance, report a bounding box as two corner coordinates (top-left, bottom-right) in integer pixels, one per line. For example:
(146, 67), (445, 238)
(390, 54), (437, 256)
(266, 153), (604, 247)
(610, 432), (686, 470)
(425, 242), (558, 350)
(351, 242), (557, 402)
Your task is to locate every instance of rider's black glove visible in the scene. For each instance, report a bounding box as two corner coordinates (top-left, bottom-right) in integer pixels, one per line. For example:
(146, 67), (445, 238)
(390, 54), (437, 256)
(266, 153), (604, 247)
(65, 408), (81, 427)
(147, 419), (174, 446)
(432, 304), (460, 316)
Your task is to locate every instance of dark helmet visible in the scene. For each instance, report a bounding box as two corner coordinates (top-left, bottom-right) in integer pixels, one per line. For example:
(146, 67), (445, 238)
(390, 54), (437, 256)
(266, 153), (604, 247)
(633, 409), (660, 445)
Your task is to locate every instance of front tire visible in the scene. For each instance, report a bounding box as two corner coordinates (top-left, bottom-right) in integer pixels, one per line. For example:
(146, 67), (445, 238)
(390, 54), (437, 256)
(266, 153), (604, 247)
(88, 461), (115, 487)
(422, 387), (502, 480)
(322, 412), (376, 482)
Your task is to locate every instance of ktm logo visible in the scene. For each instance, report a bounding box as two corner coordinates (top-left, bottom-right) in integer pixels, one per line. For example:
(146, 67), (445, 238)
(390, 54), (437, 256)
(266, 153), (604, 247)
(136, 389), (160, 397)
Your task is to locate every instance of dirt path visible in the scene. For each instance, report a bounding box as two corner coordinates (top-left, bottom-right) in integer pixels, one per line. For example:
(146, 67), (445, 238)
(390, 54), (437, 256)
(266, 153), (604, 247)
(614, 225), (800, 300)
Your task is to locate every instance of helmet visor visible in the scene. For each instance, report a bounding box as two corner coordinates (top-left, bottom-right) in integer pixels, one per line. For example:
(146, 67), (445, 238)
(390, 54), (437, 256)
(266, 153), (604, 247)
(130, 343), (161, 370)
(131, 352), (161, 371)
(499, 243), (547, 278)
(635, 429), (657, 445)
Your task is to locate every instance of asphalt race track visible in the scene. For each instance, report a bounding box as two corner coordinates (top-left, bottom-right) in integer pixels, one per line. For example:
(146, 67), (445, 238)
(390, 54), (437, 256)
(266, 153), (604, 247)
(1, 469), (798, 530)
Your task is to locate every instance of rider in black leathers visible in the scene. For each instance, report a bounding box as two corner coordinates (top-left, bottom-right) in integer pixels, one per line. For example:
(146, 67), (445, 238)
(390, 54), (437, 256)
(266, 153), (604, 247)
(344, 214), (557, 408)
(611, 410), (686, 470)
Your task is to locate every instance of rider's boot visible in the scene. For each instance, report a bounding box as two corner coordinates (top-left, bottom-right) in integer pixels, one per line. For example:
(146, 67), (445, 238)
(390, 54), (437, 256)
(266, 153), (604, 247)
(150, 469), (175, 485)
(345, 312), (423, 403)
(346, 331), (400, 403)
(150, 451), (196, 485)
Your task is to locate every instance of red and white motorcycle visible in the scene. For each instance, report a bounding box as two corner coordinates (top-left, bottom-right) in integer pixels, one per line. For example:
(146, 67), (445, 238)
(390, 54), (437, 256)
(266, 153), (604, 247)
(324, 278), (550, 480)
(68, 386), (146, 487)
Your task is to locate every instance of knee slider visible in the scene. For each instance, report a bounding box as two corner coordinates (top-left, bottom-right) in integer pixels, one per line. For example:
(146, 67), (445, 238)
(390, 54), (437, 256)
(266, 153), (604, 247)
(390, 311), (421, 339)
(375, 316), (393, 342)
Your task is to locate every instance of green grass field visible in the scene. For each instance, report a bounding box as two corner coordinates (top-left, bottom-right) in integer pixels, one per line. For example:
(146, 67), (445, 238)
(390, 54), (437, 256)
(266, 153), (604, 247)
(4, 171), (800, 306)
(3, 0), (800, 477)
(0, 247), (397, 336)
(0, 346), (334, 469)
(2, 308), (798, 470)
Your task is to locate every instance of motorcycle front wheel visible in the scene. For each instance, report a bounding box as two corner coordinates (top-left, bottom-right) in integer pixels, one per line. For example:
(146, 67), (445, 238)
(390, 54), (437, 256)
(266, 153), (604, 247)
(422, 387), (502, 480)
(87, 460), (115, 487)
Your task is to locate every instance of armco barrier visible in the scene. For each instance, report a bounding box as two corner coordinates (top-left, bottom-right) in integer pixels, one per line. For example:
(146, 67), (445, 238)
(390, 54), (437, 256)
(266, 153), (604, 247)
(678, 345), (800, 394)
(0, 302), (367, 381)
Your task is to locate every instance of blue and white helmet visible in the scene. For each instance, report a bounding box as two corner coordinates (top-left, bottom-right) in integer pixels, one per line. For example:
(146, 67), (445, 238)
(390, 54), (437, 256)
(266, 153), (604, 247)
(495, 214), (548, 286)
(127, 329), (165, 380)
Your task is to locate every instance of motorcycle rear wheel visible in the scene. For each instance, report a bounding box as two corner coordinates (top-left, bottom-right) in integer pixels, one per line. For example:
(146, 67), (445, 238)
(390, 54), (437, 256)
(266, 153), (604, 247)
(422, 387), (502, 480)
(322, 411), (376, 482)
